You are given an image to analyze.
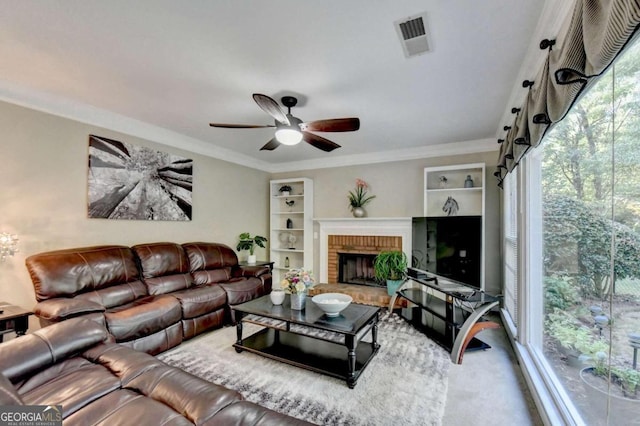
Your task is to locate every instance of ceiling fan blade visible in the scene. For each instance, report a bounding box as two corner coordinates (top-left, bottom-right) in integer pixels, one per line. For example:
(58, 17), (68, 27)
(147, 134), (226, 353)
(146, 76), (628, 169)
(302, 132), (341, 152)
(210, 123), (275, 128)
(300, 118), (360, 132)
(260, 137), (280, 151)
(252, 94), (290, 125)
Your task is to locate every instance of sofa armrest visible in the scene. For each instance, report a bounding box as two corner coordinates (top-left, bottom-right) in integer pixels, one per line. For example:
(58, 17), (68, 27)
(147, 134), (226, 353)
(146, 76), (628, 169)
(34, 298), (105, 322)
(230, 267), (273, 295)
(0, 318), (109, 383)
(233, 265), (269, 278)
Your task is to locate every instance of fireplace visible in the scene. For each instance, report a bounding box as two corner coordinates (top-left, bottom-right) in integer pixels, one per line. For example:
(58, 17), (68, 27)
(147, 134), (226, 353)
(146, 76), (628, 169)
(327, 235), (402, 284)
(338, 252), (380, 287)
(315, 218), (413, 284)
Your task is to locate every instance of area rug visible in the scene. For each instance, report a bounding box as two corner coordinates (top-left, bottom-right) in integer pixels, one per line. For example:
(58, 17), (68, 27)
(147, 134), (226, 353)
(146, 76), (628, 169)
(158, 313), (450, 425)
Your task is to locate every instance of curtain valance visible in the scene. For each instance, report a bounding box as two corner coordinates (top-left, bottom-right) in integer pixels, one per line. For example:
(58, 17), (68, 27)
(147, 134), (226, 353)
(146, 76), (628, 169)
(496, 0), (640, 186)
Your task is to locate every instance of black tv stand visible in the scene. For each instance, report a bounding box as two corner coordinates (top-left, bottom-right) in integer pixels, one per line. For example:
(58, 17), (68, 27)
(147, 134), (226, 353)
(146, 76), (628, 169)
(388, 274), (500, 364)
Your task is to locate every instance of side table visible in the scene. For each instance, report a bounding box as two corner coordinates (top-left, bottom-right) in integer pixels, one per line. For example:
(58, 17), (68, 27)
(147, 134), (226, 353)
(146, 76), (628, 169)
(238, 260), (274, 272)
(0, 302), (33, 342)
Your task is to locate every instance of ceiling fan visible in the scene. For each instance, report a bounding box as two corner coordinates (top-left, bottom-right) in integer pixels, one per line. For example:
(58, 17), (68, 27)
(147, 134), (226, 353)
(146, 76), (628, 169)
(209, 94), (360, 152)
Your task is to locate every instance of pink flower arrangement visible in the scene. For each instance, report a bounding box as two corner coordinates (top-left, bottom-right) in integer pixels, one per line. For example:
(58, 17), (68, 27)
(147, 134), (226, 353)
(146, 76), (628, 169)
(348, 178), (376, 210)
(280, 269), (315, 294)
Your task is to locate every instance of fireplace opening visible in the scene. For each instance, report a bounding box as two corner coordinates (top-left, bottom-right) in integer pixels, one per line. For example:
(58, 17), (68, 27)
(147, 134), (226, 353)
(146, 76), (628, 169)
(338, 252), (383, 287)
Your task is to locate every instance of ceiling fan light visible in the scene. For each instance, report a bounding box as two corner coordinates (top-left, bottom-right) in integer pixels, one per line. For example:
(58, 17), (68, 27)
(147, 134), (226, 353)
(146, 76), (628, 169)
(275, 128), (303, 145)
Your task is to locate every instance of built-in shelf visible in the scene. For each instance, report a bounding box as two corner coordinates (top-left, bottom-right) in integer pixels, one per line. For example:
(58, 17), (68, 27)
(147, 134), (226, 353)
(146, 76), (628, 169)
(422, 163), (485, 290)
(426, 187), (482, 193)
(270, 178), (313, 282)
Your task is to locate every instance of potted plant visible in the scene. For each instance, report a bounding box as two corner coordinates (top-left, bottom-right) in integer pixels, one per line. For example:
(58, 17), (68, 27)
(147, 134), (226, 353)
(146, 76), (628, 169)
(236, 232), (267, 264)
(374, 250), (408, 296)
(347, 178), (376, 217)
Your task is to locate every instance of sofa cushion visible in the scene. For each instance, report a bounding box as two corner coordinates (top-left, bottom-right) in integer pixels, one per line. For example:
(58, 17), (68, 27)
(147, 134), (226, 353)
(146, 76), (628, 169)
(82, 343), (166, 386)
(126, 365), (242, 424)
(104, 295), (181, 341)
(183, 242), (237, 285)
(183, 242), (238, 270)
(213, 400), (312, 425)
(75, 280), (148, 309)
(26, 245), (140, 302)
(192, 268), (233, 286)
(71, 343), (229, 425)
(133, 242), (192, 295)
(19, 357), (121, 418)
(118, 322), (183, 356)
(0, 318), (110, 383)
(182, 310), (225, 340)
(64, 389), (192, 426)
(171, 285), (227, 319)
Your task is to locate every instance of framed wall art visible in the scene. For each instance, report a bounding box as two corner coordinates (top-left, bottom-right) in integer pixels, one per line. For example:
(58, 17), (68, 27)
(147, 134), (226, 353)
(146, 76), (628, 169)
(88, 135), (193, 220)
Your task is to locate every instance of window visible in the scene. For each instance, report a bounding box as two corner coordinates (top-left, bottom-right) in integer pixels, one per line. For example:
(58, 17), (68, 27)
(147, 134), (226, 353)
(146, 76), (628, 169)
(516, 38), (640, 424)
(503, 169), (518, 332)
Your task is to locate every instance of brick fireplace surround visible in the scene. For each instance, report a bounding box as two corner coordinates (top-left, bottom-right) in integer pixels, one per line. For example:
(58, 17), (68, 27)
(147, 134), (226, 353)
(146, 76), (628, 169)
(327, 235), (402, 284)
(313, 218), (412, 307)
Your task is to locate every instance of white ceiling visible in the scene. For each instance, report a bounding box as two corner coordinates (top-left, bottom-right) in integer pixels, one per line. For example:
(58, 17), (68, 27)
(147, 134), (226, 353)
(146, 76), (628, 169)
(0, 0), (549, 172)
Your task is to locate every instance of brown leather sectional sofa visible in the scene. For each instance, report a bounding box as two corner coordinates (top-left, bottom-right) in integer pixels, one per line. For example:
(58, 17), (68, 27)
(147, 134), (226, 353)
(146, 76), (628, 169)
(0, 317), (309, 425)
(25, 242), (272, 354)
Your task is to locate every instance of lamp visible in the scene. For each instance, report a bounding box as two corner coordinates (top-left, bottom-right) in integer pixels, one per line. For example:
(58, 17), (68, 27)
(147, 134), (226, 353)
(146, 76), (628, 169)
(275, 127), (303, 145)
(275, 114), (303, 145)
(0, 232), (18, 261)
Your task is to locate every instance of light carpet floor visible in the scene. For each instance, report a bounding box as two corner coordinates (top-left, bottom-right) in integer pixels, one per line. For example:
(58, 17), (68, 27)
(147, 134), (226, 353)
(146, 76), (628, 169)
(159, 313), (450, 425)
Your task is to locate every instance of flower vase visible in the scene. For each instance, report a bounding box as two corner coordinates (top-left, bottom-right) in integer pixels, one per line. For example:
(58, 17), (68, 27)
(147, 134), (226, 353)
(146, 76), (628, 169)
(290, 292), (306, 310)
(352, 207), (366, 218)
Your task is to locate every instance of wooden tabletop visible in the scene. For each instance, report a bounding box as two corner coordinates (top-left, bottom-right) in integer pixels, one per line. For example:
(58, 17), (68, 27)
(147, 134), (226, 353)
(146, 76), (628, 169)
(0, 302), (33, 320)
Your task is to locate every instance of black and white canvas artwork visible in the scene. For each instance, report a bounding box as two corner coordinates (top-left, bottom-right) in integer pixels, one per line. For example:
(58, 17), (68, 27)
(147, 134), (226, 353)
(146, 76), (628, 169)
(88, 135), (193, 220)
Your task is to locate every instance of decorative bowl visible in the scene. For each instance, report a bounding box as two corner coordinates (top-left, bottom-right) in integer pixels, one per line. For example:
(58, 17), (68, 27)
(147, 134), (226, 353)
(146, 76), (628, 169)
(311, 293), (353, 317)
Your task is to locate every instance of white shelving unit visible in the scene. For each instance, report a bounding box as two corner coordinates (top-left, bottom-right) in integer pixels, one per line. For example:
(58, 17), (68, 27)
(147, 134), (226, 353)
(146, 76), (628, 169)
(269, 178), (313, 284)
(424, 163), (485, 217)
(423, 163), (485, 289)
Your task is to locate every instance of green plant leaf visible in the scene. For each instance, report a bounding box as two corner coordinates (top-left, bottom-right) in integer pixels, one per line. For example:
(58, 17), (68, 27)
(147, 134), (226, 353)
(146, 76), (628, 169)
(373, 251), (408, 281)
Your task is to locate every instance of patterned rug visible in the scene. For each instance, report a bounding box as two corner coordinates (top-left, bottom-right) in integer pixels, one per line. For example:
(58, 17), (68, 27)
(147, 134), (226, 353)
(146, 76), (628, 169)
(158, 313), (450, 425)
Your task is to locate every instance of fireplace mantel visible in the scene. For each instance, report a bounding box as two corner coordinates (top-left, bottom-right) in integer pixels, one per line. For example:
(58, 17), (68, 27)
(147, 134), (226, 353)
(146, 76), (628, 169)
(314, 217), (412, 283)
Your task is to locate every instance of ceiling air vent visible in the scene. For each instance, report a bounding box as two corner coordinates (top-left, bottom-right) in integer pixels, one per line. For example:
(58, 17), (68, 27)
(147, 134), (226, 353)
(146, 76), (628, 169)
(394, 13), (432, 58)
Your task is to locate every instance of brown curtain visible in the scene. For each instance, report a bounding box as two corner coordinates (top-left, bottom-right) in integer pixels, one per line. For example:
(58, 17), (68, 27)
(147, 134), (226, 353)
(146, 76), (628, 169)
(495, 0), (640, 186)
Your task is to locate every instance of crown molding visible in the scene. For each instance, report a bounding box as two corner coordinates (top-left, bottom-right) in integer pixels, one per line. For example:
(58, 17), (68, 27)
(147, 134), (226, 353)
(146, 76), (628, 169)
(495, 0), (576, 139)
(0, 80), (273, 172)
(265, 138), (498, 173)
(0, 80), (497, 174)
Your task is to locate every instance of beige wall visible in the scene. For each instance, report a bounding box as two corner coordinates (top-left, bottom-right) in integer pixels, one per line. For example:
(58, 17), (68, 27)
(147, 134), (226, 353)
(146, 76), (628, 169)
(0, 98), (503, 334)
(0, 101), (270, 324)
(271, 151), (502, 294)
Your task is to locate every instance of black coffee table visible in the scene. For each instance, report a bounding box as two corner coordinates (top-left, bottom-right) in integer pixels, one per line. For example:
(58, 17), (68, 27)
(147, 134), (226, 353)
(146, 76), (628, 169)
(232, 295), (380, 388)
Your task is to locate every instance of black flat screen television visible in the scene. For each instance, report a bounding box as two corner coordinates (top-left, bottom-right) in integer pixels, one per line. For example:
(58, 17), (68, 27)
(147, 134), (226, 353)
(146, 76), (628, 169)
(411, 216), (481, 288)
